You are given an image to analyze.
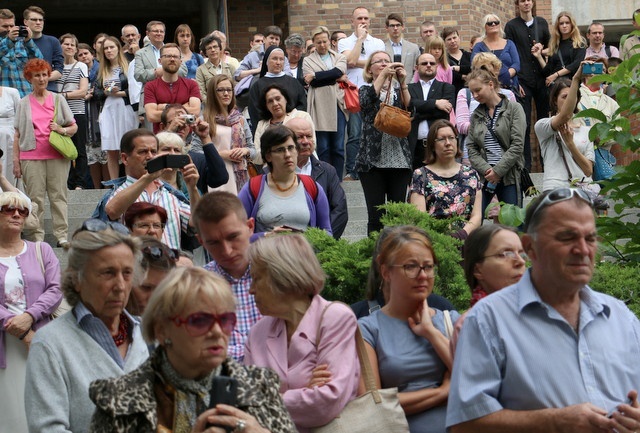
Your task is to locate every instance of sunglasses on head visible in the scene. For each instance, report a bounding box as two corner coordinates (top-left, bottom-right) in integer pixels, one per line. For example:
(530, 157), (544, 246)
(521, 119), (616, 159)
(0, 205), (29, 217)
(76, 218), (131, 236)
(526, 188), (593, 229)
(143, 246), (179, 262)
(170, 312), (237, 337)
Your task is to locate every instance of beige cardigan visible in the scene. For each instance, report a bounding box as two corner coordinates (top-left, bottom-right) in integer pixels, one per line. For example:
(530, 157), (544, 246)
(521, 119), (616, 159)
(195, 60), (237, 103)
(302, 50), (348, 132)
(15, 92), (75, 152)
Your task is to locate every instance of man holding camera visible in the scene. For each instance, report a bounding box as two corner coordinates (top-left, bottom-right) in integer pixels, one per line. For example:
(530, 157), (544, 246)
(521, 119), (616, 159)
(143, 43), (201, 133)
(0, 8), (42, 97)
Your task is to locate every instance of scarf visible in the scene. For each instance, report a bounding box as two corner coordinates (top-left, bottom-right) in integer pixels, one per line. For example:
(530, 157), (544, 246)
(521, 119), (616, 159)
(158, 349), (221, 432)
(216, 108), (248, 191)
(470, 286), (488, 307)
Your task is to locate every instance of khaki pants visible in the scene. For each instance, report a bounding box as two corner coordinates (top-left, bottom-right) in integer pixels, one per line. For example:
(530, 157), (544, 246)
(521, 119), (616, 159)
(21, 159), (70, 242)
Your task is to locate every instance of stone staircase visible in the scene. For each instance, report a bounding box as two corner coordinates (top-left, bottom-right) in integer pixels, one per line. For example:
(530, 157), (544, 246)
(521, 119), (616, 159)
(44, 173), (546, 266)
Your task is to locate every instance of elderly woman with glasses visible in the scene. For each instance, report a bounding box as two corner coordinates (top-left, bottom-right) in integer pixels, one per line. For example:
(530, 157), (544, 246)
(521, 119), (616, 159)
(245, 234), (360, 433)
(0, 191), (62, 432)
(89, 266), (296, 433)
(238, 125), (331, 238)
(409, 120), (482, 240)
(24, 219), (149, 433)
(358, 226), (459, 433)
(124, 201), (168, 240)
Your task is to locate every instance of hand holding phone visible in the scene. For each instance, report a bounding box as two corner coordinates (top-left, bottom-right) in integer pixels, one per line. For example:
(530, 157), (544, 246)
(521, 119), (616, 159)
(146, 154), (190, 173)
(207, 376), (238, 432)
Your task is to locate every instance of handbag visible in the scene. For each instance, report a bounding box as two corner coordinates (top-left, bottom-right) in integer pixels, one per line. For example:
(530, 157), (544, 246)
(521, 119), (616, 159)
(338, 80), (360, 113)
(373, 77), (411, 138)
(520, 167), (536, 197)
(593, 147), (616, 181)
(49, 96), (78, 160)
(312, 303), (410, 433)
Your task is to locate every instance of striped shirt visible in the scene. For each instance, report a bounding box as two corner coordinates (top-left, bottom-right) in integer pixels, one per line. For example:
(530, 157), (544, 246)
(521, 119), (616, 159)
(110, 176), (190, 249)
(484, 101), (503, 166)
(57, 62), (88, 114)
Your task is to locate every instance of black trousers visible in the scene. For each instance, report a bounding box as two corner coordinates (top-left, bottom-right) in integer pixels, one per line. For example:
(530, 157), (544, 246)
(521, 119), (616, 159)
(68, 114), (89, 189)
(359, 168), (412, 235)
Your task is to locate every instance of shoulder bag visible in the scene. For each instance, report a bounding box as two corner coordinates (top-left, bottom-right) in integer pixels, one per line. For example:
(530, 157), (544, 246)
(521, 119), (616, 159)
(312, 303), (410, 433)
(593, 147), (616, 181)
(49, 95), (78, 160)
(338, 80), (360, 113)
(373, 77), (412, 138)
(486, 124), (536, 196)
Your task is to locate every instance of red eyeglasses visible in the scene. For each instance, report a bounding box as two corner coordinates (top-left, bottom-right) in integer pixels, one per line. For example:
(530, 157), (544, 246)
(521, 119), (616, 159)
(0, 205), (29, 217)
(170, 312), (237, 336)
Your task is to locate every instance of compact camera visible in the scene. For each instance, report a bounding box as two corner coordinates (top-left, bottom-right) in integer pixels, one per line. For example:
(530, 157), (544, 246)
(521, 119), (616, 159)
(582, 63), (604, 75)
(180, 114), (196, 124)
(18, 26), (29, 38)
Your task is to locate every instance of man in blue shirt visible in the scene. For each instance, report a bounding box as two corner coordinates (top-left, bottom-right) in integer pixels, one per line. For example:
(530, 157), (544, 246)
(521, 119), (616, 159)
(22, 6), (62, 92)
(0, 8), (42, 97)
(447, 188), (640, 433)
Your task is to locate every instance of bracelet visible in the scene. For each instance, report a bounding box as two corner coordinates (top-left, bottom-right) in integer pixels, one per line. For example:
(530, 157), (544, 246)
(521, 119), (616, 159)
(19, 329), (30, 340)
(401, 86), (408, 90)
(62, 128), (67, 136)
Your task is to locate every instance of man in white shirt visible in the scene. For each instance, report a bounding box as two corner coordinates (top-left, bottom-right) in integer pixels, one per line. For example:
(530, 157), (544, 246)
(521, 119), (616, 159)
(337, 6), (385, 181)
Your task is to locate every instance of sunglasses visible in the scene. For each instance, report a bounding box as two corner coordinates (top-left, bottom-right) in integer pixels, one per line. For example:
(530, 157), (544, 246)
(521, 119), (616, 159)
(526, 188), (593, 229)
(77, 218), (130, 236)
(486, 21), (501, 26)
(419, 61), (437, 66)
(143, 246), (179, 262)
(0, 205), (29, 217)
(171, 312), (237, 337)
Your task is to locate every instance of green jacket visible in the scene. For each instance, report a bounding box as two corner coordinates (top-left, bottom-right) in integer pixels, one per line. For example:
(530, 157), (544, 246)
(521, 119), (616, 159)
(467, 94), (526, 186)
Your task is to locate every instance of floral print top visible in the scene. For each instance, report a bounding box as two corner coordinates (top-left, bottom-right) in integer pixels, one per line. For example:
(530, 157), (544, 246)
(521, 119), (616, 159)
(410, 164), (480, 220)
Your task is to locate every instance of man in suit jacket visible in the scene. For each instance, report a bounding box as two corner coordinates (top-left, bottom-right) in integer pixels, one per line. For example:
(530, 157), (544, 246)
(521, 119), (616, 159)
(384, 13), (420, 85)
(408, 53), (455, 169)
(288, 117), (348, 239)
(134, 20), (186, 127)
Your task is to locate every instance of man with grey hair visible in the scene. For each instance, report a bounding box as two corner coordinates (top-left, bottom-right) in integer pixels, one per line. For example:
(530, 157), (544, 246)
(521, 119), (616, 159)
(121, 24), (140, 62)
(285, 33), (306, 88)
(447, 187), (640, 433)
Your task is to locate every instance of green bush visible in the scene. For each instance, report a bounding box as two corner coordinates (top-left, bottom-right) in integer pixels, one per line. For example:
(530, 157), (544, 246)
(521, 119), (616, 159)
(591, 262), (640, 317)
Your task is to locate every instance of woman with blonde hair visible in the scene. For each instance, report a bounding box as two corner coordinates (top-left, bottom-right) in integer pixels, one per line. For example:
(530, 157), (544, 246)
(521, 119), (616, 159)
(94, 36), (138, 180)
(535, 11), (586, 86)
(415, 36), (452, 84)
(471, 14), (520, 91)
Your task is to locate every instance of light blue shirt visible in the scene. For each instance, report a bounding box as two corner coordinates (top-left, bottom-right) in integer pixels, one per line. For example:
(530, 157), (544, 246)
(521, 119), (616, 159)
(446, 270), (640, 428)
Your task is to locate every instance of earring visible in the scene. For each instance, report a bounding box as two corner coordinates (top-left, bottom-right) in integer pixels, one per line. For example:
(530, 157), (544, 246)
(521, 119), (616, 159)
(163, 338), (172, 347)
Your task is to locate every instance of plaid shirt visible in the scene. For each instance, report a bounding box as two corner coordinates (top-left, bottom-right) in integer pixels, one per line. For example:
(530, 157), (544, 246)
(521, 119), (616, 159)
(204, 260), (261, 362)
(0, 37), (43, 97)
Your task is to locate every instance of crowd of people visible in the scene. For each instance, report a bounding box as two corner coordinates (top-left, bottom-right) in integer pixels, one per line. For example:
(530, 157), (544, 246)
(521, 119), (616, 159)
(0, 2), (639, 433)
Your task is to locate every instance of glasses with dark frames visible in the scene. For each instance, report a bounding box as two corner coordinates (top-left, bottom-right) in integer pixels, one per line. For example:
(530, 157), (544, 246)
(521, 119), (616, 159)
(391, 263), (436, 279)
(0, 206), (29, 217)
(486, 21), (501, 26)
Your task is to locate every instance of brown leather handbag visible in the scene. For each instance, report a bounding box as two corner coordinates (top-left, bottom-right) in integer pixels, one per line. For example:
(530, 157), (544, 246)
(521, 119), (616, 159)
(373, 77), (412, 138)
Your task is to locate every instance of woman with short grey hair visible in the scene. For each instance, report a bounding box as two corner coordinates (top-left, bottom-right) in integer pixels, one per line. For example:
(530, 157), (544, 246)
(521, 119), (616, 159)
(24, 219), (149, 433)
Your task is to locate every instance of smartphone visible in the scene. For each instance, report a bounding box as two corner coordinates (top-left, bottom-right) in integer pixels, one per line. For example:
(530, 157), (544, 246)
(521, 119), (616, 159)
(146, 154), (190, 173)
(582, 63), (604, 75)
(207, 376), (238, 431)
(607, 397), (634, 418)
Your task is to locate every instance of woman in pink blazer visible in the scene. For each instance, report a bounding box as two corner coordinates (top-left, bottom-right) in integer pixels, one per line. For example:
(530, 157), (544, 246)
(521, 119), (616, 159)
(244, 234), (360, 433)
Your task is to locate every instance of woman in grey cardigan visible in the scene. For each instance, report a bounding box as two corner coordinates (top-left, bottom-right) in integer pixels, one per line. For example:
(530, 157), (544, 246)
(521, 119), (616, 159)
(13, 59), (77, 246)
(466, 67), (526, 215)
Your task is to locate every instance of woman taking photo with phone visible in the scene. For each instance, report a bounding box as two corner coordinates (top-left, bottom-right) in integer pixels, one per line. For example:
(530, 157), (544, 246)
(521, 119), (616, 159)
(89, 267), (296, 433)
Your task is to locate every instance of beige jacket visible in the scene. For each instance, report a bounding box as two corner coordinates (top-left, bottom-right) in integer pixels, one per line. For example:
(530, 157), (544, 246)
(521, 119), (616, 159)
(302, 50), (348, 132)
(195, 60), (237, 102)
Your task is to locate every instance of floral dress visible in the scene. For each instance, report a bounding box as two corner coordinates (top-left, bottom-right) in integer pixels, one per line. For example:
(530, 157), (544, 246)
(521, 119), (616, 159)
(410, 164), (480, 226)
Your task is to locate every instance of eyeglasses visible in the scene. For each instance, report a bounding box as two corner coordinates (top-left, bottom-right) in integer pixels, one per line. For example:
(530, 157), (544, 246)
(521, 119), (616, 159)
(142, 245), (179, 262)
(216, 88), (233, 94)
(486, 21), (501, 27)
(77, 218), (130, 236)
(0, 205), (29, 217)
(419, 61), (437, 66)
(28, 18), (44, 22)
(483, 250), (528, 261)
(391, 263), (436, 279)
(270, 144), (297, 154)
(388, 24), (403, 28)
(434, 136), (457, 144)
(133, 222), (165, 231)
(526, 188), (593, 229)
(371, 59), (390, 65)
(171, 312), (237, 336)
(161, 55), (180, 60)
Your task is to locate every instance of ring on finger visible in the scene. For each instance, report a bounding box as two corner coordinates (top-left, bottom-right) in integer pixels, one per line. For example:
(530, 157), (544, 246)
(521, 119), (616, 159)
(235, 418), (246, 432)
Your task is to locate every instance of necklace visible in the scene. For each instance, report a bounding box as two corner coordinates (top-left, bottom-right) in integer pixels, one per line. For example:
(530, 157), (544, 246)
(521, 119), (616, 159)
(270, 173), (297, 192)
(112, 312), (129, 346)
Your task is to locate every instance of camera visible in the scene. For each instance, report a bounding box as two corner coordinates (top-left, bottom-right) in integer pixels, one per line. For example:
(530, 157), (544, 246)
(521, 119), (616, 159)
(582, 63), (604, 75)
(18, 25), (29, 38)
(180, 114), (196, 124)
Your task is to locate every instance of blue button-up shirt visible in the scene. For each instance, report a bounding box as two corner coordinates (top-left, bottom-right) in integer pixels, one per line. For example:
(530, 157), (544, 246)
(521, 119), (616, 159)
(446, 270), (640, 428)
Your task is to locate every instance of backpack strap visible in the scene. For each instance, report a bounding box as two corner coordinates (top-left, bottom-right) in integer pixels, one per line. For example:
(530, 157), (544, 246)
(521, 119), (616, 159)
(298, 174), (318, 201)
(465, 87), (471, 108)
(250, 175), (264, 201)
(604, 45), (611, 58)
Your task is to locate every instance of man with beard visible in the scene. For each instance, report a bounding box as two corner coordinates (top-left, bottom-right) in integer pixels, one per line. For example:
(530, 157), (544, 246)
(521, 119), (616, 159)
(143, 43), (201, 133)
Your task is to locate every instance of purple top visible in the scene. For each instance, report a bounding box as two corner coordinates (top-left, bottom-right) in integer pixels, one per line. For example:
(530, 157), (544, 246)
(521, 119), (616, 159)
(0, 241), (62, 368)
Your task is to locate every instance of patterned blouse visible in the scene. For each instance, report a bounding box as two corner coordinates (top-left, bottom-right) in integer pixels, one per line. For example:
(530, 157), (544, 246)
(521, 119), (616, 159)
(410, 164), (480, 221)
